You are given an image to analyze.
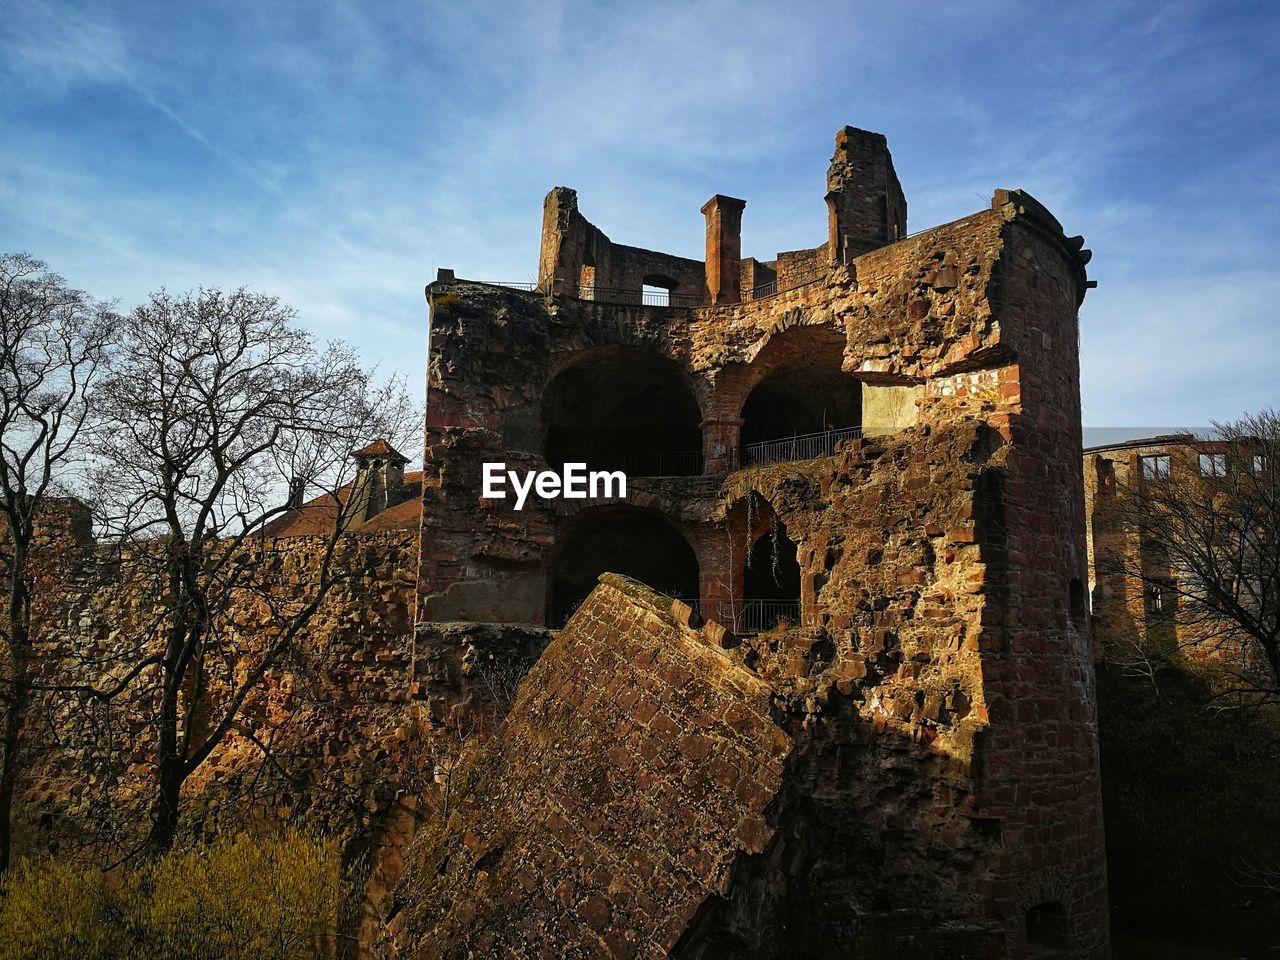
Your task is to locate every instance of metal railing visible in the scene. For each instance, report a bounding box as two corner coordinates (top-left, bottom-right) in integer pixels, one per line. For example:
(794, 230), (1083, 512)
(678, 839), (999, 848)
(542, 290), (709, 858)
(739, 426), (863, 467)
(457, 280), (704, 308)
(472, 281), (538, 291)
(552, 449), (703, 478)
(743, 280), (778, 301)
(576, 285), (704, 308)
(694, 599), (802, 634)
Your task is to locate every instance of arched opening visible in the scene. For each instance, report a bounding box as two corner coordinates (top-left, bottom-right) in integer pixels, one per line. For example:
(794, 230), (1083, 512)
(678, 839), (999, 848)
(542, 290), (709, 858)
(547, 506), (700, 628)
(738, 327), (860, 466)
(741, 522), (801, 633)
(543, 348), (703, 477)
(1025, 901), (1070, 953)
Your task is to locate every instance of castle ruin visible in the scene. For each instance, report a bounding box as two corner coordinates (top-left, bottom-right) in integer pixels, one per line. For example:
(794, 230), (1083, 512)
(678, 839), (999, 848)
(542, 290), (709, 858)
(395, 126), (1110, 958)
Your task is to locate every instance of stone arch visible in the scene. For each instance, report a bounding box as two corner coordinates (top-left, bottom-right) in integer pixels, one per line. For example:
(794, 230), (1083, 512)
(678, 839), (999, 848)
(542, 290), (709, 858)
(738, 326), (858, 439)
(546, 504), (700, 628)
(711, 493), (806, 633)
(712, 325), (860, 468)
(541, 346), (705, 477)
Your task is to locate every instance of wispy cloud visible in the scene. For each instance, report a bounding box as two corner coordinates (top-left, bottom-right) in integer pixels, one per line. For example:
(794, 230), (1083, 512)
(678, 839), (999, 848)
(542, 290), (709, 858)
(0, 0), (1276, 426)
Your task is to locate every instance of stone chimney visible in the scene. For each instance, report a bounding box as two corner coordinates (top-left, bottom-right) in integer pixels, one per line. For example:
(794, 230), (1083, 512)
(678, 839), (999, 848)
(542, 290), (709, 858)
(701, 194), (746, 305)
(825, 126), (907, 263)
(350, 438), (409, 524)
(286, 477), (307, 511)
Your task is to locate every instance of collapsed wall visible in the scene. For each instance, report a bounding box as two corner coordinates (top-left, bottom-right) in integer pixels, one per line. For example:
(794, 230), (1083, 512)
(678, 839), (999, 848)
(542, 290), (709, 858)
(392, 575), (792, 958)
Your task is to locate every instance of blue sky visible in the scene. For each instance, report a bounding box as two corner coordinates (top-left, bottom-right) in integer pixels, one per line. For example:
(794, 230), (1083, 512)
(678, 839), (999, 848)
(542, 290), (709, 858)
(2, 0), (1277, 441)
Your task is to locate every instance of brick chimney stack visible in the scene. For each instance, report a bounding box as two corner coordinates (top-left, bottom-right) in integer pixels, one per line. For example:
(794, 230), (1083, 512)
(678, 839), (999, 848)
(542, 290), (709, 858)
(701, 195), (746, 305)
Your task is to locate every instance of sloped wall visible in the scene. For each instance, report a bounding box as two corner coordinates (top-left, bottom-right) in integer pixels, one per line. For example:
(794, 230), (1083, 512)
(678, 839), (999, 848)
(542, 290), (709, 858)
(393, 575), (792, 958)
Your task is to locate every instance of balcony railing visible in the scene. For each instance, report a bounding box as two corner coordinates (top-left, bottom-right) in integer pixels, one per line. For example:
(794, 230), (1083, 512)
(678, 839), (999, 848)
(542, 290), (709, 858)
(576, 285), (704, 308)
(694, 599), (802, 634)
(739, 426), (863, 467)
(742, 280), (778, 301)
(552, 449), (703, 478)
(471, 281), (538, 291)
(457, 280), (704, 308)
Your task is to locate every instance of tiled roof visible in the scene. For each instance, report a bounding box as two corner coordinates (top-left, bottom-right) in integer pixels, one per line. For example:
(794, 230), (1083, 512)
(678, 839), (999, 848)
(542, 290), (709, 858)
(260, 471), (422, 538)
(351, 438), (410, 461)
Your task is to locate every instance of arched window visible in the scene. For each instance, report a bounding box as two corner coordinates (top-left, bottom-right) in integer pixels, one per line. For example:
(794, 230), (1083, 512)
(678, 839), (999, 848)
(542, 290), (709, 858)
(542, 348), (703, 477)
(547, 506), (700, 628)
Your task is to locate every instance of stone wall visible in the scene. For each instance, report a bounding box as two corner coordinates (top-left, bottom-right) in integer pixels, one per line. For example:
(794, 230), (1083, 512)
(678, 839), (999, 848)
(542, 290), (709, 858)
(538, 187), (706, 301)
(773, 244), (826, 291)
(18, 530), (421, 889)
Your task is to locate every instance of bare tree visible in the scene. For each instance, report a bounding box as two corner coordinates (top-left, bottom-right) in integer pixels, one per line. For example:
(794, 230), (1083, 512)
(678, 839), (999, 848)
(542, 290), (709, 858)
(0, 253), (115, 872)
(81, 287), (416, 856)
(1107, 411), (1280, 705)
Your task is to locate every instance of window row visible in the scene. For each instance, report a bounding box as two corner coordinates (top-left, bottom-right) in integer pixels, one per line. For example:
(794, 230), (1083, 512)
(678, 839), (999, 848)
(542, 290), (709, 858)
(1139, 452), (1268, 480)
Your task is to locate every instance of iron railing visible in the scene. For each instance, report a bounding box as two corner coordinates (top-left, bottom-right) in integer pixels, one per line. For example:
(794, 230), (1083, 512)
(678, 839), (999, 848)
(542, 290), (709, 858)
(552, 449), (703, 478)
(472, 281), (538, 291)
(576, 285), (704, 308)
(743, 280), (778, 301)
(739, 426), (863, 467)
(694, 599), (802, 634)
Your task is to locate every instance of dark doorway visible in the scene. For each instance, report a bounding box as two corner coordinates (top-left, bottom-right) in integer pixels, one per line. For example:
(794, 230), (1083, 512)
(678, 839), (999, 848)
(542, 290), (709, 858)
(547, 507), (700, 627)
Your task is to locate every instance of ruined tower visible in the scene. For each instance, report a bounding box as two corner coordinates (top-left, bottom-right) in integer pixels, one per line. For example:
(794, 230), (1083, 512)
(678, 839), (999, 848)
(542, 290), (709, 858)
(403, 127), (1108, 959)
(826, 124), (908, 261)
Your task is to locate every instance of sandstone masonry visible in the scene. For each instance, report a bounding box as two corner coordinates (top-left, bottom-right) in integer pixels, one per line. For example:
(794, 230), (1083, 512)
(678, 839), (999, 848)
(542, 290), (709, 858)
(404, 127), (1109, 957)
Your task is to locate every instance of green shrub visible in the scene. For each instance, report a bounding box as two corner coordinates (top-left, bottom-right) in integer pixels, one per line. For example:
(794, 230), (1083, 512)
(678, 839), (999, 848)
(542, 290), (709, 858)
(0, 831), (341, 960)
(0, 857), (122, 960)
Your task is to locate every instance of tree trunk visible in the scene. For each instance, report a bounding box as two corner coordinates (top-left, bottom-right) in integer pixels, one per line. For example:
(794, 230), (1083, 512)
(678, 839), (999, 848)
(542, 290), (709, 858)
(145, 603), (194, 858)
(145, 680), (184, 856)
(0, 539), (31, 873)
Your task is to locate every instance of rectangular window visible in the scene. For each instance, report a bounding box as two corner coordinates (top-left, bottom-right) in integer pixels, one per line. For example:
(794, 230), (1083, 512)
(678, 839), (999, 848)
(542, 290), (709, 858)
(1140, 454), (1170, 480)
(1145, 577), (1177, 615)
(1255, 455), (1269, 474)
(641, 284), (670, 307)
(1199, 453), (1227, 477)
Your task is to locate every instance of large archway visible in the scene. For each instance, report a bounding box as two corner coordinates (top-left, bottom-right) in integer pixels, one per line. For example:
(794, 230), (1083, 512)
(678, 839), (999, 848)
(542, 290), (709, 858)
(547, 506), (701, 627)
(737, 327), (860, 465)
(543, 348), (703, 477)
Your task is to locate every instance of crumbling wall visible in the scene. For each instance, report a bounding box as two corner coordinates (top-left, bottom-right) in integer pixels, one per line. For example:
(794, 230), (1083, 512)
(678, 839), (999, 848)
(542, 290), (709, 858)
(418, 164), (1106, 955)
(538, 187), (705, 300)
(392, 575), (791, 958)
